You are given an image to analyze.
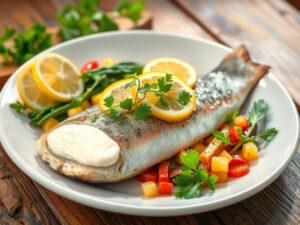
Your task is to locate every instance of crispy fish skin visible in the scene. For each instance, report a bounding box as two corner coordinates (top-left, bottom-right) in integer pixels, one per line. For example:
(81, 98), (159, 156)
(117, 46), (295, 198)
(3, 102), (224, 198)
(38, 45), (269, 183)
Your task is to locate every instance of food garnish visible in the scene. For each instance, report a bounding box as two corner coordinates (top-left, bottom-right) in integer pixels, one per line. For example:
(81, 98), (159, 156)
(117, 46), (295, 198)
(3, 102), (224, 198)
(17, 61), (55, 110)
(212, 99), (278, 154)
(142, 57), (197, 87)
(57, 0), (145, 40)
(99, 72), (196, 122)
(0, 24), (52, 65)
(10, 61), (143, 125)
(32, 53), (84, 102)
(173, 149), (218, 199)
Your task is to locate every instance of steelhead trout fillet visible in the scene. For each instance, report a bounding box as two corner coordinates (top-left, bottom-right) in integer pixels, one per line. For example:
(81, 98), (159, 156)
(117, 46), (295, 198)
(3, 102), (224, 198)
(38, 46), (269, 183)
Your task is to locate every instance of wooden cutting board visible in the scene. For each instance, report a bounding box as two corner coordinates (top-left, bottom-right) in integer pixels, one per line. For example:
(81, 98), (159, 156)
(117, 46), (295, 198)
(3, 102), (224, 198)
(0, 11), (152, 87)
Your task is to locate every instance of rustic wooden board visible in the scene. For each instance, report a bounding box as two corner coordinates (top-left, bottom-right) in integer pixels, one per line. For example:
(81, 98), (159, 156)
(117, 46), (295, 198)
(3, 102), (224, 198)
(0, 11), (152, 87)
(0, 0), (300, 224)
(173, 0), (300, 111)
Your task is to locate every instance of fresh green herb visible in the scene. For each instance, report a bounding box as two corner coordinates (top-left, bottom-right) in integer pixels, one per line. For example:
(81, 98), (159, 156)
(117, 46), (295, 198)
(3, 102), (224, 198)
(257, 128), (278, 141)
(226, 108), (240, 125)
(14, 62), (143, 126)
(119, 98), (134, 111)
(9, 101), (26, 113)
(134, 103), (151, 120)
(0, 23), (52, 65)
(57, 0), (145, 41)
(212, 100), (278, 154)
(173, 149), (218, 199)
(116, 1), (146, 22)
(211, 130), (231, 146)
(178, 91), (192, 106)
(102, 73), (192, 121)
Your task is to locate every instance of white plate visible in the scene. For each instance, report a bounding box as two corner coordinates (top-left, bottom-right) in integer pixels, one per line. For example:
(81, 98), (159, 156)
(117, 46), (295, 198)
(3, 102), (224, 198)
(0, 31), (299, 216)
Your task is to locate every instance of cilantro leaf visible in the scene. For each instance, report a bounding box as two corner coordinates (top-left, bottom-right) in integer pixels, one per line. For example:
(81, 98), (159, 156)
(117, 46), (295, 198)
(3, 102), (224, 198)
(108, 108), (121, 119)
(173, 169), (194, 187)
(103, 95), (114, 108)
(116, 1), (146, 22)
(134, 103), (151, 120)
(125, 79), (137, 89)
(249, 99), (268, 126)
(165, 73), (173, 82)
(158, 75), (172, 93)
(226, 108), (240, 125)
(10, 101), (26, 113)
(120, 98), (133, 111)
(195, 168), (208, 181)
(257, 127), (278, 141)
(158, 97), (169, 109)
(180, 149), (199, 170)
(178, 91), (192, 105)
(212, 130), (231, 146)
(175, 183), (203, 199)
(207, 175), (218, 191)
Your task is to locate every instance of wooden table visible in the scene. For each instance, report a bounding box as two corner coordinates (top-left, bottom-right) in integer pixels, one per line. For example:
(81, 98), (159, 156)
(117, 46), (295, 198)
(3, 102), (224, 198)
(0, 0), (300, 224)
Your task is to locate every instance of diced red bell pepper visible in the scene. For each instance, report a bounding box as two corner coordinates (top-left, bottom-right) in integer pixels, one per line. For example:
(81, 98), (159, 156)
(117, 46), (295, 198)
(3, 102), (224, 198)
(159, 161), (170, 182)
(228, 155), (249, 177)
(138, 170), (158, 182)
(81, 60), (99, 73)
(158, 182), (173, 195)
(169, 166), (182, 178)
(224, 145), (233, 151)
(234, 115), (249, 132)
(229, 126), (241, 143)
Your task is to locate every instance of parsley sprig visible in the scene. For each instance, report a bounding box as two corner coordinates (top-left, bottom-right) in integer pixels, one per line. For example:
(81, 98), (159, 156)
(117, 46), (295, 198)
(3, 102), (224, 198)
(102, 74), (192, 120)
(173, 149), (218, 199)
(0, 24), (52, 65)
(212, 99), (278, 154)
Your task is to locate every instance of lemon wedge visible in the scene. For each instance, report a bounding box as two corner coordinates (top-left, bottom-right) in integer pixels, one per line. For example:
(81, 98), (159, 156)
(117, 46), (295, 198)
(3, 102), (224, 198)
(99, 78), (136, 113)
(32, 53), (84, 102)
(143, 57), (197, 87)
(17, 61), (55, 110)
(137, 72), (196, 122)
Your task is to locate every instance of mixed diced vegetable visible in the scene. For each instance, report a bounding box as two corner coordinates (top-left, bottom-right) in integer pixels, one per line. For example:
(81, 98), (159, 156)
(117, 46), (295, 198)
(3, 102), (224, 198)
(139, 100), (278, 199)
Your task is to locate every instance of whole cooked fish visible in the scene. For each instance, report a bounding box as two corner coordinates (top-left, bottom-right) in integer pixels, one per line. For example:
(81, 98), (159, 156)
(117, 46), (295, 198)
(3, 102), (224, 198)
(38, 46), (269, 183)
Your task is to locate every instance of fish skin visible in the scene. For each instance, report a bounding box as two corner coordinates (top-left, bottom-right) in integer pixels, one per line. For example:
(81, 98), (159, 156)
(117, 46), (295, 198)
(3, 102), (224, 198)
(38, 45), (269, 183)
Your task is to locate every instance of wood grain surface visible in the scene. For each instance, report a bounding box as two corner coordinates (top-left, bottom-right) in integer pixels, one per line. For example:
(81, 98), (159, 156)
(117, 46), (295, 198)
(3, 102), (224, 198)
(0, 0), (300, 224)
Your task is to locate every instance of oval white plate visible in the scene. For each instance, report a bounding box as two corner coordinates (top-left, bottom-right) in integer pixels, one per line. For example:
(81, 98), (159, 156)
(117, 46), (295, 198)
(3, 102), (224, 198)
(0, 31), (299, 216)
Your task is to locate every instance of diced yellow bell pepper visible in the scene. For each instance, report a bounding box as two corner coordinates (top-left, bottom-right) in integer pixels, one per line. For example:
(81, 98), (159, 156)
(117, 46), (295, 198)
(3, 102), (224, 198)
(211, 156), (229, 172)
(192, 142), (206, 153)
(103, 58), (116, 67)
(242, 142), (259, 161)
(176, 150), (186, 165)
(218, 150), (233, 162)
(210, 171), (228, 183)
(91, 93), (102, 105)
(81, 100), (91, 110)
(42, 118), (59, 132)
(67, 106), (83, 117)
(141, 182), (158, 198)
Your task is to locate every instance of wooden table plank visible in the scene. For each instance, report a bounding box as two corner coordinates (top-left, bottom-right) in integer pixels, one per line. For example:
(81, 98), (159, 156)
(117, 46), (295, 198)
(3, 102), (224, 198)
(174, 0), (300, 111)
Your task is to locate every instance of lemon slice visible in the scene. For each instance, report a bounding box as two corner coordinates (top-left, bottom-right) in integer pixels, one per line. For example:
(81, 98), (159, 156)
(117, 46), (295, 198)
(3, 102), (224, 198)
(138, 72), (196, 122)
(143, 57), (197, 87)
(99, 78), (136, 113)
(33, 53), (84, 102)
(17, 61), (55, 110)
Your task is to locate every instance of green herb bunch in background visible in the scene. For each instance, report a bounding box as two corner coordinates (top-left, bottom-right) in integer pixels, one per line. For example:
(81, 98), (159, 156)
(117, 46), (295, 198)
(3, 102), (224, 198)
(57, 0), (145, 40)
(0, 0), (145, 65)
(0, 24), (52, 65)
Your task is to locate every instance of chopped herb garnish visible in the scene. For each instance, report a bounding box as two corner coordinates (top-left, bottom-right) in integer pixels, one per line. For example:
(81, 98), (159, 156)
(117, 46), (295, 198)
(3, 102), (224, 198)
(212, 100), (278, 154)
(173, 149), (218, 199)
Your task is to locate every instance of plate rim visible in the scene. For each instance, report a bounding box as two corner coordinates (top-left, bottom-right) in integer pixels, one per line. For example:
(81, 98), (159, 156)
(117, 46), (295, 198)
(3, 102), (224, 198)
(0, 30), (299, 216)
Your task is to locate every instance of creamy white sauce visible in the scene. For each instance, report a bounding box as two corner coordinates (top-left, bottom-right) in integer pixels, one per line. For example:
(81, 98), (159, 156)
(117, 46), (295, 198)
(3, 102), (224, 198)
(47, 124), (120, 167)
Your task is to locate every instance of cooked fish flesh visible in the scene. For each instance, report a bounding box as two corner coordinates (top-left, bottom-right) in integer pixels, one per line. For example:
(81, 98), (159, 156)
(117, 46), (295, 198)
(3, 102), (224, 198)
(38, 45), (269, 183)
